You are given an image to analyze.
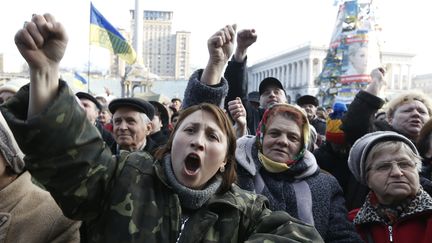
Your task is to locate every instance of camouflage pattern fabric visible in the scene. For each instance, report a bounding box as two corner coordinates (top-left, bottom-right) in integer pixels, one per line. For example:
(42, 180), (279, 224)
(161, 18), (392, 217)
(0, 81), (323, 243)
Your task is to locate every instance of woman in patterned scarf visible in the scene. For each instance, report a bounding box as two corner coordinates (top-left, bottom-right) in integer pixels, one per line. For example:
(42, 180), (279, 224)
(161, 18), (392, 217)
(348, 131), (432, 242)
(235, 103), (362, 242)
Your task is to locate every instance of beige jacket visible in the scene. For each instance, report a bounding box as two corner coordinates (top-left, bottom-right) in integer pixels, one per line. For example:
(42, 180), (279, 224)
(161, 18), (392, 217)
(0, 171), (80, 243)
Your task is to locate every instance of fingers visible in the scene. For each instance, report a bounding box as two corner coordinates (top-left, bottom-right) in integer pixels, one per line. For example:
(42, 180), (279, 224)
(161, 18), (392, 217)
(237, 29), (257, 39)
(15, 26), (39, 51)
(209, 25), (236, 48)
(228, 98), (246, 119)
(14, 14), (56, 50)
(43, 13), (68, 43)
(25, 21), (45, 49)
(370, 68), (385, 81)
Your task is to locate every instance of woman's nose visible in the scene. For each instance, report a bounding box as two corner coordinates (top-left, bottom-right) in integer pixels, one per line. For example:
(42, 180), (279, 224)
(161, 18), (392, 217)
(190, 134), (205, 150)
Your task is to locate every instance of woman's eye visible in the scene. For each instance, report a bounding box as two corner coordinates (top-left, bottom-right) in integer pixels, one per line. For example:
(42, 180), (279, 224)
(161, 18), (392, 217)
(209, 133), (219, 141)
(376, 164), (392, 171)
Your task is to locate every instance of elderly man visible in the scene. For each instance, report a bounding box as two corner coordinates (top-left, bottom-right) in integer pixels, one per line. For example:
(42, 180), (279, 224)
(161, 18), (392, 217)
(109, 97), (156, 153)
(76, 92), (115, 152)
(297, 95), (326, 138)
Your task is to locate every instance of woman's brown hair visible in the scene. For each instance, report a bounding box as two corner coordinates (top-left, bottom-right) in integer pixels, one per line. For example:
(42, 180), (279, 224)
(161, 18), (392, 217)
(155, 103), (237, 193)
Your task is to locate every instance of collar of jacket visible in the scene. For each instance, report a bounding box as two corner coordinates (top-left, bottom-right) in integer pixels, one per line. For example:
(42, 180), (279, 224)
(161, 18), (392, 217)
(154, 157), (264, 214)
(236, 135), (318, 180)
(0, 171), (31, 211)
(354, 188), (432, 225)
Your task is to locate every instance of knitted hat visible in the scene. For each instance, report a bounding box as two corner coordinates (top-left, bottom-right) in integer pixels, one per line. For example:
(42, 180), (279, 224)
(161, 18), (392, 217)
(326, 102), (347, 145)
(347, 131), (419, 185)
(0, 112), (25, 174)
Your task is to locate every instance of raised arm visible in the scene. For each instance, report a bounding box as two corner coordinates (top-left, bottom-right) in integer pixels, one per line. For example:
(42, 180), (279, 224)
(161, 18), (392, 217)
(182, 25), (236, 108)
(4, 14), (120, 221)
(14, 14), (68, 118)
(233, 28), (257, 62)
(341, 68), (387, 145)
(201, 24), (236, 86)
(225, 29), (258, 104)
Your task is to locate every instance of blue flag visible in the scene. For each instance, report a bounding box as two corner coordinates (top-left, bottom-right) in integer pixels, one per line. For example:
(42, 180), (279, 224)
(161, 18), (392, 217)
(90, 3), (137, 64)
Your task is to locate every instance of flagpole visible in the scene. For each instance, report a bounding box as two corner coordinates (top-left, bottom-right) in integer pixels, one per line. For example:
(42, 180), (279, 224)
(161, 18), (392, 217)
(87, 2), (92, 93)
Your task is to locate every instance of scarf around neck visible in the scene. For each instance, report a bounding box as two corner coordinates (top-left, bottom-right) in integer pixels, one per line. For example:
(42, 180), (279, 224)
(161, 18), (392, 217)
(162, 154), (222, 210)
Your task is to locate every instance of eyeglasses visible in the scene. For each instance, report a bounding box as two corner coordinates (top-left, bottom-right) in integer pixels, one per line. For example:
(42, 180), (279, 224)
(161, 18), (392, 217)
(367, 160), (416, 173)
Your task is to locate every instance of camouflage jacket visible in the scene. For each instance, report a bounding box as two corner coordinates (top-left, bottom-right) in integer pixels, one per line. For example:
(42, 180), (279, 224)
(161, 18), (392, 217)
(0, 81), (323, 243)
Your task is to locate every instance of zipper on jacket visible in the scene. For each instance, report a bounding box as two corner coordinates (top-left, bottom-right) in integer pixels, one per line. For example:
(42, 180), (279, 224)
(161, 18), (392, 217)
(176, 217), (189, 243)
(388, 225), (393, 242)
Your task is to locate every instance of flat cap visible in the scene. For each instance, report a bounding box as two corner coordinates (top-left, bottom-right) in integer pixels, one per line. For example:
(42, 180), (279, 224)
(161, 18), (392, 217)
(296, 95), (319, 107)
(76, 92), (102, 110)
(109, 97), (155, 120)
(348, 131), (419, 185)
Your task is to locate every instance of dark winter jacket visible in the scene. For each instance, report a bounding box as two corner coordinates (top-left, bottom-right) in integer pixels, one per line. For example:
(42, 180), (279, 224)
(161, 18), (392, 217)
(224, 58), (263, 135)
(235, 135), (362, 242)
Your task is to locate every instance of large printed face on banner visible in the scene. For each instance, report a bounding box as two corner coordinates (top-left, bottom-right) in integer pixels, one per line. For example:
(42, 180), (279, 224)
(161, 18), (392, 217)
(344, 42), (368, 76)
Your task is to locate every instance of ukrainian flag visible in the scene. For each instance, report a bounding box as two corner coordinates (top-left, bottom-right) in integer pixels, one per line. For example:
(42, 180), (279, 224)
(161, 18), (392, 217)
(73, 72), (88, 90)
(90, 3), (137, 64)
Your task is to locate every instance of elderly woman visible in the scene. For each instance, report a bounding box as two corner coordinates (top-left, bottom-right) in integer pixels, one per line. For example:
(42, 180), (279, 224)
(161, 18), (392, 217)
(2, 14), (324, 242)
(235, 103), (362, 242)
(348, 131), (432, 242)
(0, 113), (80, 242)
(341, 68), (432, 209)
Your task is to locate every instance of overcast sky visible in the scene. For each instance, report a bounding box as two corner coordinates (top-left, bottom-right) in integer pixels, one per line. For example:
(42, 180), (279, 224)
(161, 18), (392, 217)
(1, 0), (430, 75)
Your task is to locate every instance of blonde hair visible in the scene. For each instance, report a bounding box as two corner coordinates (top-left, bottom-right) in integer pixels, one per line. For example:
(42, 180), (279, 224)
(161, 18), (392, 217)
(386, 90), (432, 119)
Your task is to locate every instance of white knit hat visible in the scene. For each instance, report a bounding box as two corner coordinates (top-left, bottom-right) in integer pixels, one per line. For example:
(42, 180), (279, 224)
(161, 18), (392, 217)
(347, 131), (419, 185)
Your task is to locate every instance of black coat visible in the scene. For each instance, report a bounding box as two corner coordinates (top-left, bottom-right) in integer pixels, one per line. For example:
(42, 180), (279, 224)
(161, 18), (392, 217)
(224, 58), (263, 135)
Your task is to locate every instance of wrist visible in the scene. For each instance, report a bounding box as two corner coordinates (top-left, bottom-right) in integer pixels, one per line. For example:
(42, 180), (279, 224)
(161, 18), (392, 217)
(234, 48), (247, 62)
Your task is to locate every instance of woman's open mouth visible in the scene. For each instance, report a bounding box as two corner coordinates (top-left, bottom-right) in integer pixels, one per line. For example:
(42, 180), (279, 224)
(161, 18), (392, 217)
(184, 153), (201, 175)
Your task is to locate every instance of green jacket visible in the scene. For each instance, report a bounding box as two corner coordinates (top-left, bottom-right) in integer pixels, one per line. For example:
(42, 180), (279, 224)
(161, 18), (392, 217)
(1, 81), (323, 243)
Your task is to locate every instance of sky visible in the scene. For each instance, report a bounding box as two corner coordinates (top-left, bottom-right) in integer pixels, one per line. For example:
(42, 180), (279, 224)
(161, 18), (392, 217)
(1, 0), (431, 75)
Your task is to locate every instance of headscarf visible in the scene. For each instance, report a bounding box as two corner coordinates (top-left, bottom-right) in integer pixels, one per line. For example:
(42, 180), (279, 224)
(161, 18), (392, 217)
(0, 112), (25, 174)
(255, 104), (310, 169)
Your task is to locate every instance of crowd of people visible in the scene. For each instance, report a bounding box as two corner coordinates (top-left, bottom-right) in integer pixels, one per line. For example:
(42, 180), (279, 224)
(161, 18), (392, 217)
(1, 13), (432, 243)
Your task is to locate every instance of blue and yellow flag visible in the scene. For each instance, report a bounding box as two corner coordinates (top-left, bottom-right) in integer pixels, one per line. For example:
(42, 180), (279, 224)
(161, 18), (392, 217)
(90, 3), (137, 64)
(73, 72), (88, 90)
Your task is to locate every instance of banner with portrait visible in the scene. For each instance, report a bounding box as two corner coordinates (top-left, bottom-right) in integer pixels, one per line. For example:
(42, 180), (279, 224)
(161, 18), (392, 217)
(318, 0), (382, 106)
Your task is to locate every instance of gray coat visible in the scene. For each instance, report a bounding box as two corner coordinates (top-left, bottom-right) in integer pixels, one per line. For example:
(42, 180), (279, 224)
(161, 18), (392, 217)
(235, 135), (363, 243)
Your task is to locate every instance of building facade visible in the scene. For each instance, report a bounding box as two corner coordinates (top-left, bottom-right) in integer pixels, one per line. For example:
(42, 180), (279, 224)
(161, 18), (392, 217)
(127, 10), (191, 81)
(247, 43), (416, 104)
(412, 74), (432, 94)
